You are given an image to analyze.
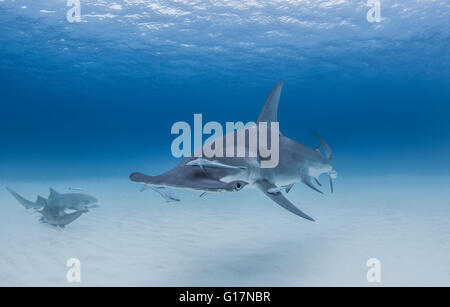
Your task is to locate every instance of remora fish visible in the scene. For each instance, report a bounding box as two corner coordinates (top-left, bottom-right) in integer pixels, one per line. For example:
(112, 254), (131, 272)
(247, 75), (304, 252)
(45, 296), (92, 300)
(186, 158), (247, 171)
(38, 206), (88, 228)
(140, 185), (181, 202)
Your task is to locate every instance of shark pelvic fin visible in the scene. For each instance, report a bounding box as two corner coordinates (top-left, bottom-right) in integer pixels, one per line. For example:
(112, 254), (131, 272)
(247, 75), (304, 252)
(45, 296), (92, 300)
(257, 81), (284, 124)
(256, 180), (315, 221)
(302, 177), (324, 194)
(285, 184), (294, 193)
(314, 178), (322, 186)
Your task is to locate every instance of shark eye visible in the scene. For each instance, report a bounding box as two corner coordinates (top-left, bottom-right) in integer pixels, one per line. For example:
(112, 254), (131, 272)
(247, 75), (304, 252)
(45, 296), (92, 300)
(234, 182), (243, 191)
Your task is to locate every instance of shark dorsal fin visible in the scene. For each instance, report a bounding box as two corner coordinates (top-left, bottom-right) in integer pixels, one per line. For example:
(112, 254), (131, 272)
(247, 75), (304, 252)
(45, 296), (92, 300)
(49, 188), (60, 198)
(257, 81), (284, 124)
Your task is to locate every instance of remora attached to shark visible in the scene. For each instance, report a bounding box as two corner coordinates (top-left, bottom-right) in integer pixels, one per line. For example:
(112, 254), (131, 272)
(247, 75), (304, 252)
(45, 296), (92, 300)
(130, 81), (338, 221)
(140, 185), (181, 202)
(6, 187), (98, 227)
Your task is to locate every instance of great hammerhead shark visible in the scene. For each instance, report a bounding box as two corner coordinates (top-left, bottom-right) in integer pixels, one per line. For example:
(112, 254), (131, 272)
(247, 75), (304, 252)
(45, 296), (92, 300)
(130, 81), (337, 221)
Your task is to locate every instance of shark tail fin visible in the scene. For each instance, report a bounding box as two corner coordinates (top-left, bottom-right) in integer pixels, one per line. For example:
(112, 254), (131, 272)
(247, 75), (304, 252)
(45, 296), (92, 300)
(6, 187), (39, 209)
(257, 81), (284, 124)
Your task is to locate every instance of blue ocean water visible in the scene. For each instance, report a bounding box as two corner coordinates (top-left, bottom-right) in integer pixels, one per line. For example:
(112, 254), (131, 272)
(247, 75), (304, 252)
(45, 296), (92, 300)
(0, 0), (449, 285)
(1, 0), (449, 180)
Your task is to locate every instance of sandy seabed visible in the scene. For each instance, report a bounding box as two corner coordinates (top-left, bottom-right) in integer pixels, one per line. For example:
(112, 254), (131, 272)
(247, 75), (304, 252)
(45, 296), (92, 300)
(0, 174), (449, 286)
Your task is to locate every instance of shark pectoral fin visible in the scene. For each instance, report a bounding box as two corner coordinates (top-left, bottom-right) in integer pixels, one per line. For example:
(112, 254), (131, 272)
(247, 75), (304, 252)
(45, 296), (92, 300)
(256, 180), (315, 222)
(314, 178), (322, 187)
(302, 177), (324, 194)
(285, 184), (294, 193)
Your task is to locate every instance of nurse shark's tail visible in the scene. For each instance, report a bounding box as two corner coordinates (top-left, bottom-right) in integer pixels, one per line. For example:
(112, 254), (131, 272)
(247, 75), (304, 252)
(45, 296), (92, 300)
(6, 187), (46, 210)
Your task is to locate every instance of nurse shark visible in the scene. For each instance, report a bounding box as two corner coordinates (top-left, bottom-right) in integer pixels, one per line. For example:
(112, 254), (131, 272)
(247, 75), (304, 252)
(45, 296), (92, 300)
(130, 81), (337, 221)
(6, 187), (98, 227)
